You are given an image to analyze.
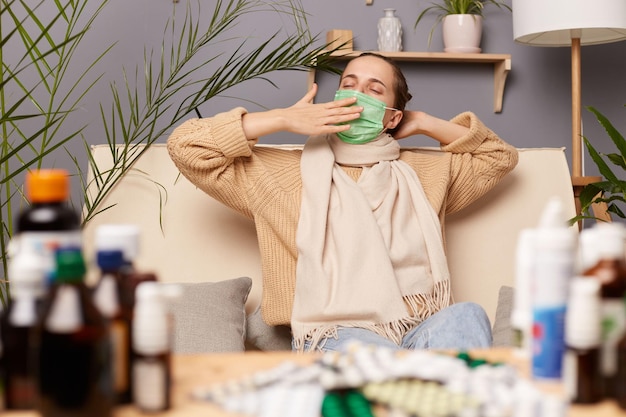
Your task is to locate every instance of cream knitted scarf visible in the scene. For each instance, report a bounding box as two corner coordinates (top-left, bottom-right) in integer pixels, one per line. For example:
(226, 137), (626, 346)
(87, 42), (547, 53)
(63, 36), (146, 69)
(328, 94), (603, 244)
(291, 133), (451, 352)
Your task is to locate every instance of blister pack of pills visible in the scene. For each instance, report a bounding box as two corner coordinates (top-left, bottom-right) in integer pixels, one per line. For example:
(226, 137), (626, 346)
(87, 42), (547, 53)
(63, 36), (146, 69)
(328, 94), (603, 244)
(192, 341), (566, 417)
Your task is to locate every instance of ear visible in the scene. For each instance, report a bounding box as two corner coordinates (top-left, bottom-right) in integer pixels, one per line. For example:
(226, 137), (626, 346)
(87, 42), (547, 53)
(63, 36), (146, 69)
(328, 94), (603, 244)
(385, 109), (403, 130)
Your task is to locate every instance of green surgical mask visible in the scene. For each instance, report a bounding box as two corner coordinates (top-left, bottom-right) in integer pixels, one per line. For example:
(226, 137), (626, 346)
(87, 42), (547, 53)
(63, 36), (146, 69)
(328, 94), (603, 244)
(334, 90), (396, 144)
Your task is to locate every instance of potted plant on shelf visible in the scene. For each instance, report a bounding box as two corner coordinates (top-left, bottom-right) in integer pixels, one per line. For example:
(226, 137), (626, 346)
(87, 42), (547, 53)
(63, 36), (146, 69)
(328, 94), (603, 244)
(571, 105), (626, 224)
(414, 0), (511, 52)
(0, 0), (341, 307)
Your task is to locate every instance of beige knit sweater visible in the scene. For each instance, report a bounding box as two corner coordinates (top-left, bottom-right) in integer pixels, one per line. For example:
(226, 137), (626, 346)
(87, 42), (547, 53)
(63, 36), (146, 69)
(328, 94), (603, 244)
(166, 107), (519, 326)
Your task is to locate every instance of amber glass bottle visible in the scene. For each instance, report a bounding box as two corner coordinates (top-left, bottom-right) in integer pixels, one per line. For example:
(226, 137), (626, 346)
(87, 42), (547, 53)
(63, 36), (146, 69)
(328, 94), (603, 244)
(36, 248), (113, 417)
(582, 223), (626, 399)
(93, 249), (132, 404)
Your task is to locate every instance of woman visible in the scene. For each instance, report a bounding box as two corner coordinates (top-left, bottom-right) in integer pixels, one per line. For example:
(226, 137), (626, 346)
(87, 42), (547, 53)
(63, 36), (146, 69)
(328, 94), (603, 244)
(167, 52), (518, 352)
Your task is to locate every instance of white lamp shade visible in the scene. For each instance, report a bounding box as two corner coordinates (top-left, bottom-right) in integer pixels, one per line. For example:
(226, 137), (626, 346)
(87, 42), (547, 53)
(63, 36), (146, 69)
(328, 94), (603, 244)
(513, 0), (626, 46)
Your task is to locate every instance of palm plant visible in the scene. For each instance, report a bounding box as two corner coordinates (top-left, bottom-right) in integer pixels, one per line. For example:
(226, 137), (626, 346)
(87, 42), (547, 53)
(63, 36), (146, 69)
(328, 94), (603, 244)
(414, 0), (511, 45)
(571, 105), (626, 224)
(0, 0), (342, 306)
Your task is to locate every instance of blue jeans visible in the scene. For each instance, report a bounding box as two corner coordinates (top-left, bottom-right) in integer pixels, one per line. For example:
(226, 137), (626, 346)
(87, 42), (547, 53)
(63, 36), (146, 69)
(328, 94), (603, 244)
(295, 302), (492, 352)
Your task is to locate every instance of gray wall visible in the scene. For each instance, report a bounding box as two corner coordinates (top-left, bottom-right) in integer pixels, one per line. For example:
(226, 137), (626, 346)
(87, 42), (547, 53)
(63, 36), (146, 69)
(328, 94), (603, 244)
(14, 0), (626, 207)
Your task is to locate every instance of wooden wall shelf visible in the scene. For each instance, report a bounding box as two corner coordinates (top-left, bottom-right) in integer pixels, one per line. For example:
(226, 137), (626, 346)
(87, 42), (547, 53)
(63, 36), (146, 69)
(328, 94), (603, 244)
(308, 50), (512, 113)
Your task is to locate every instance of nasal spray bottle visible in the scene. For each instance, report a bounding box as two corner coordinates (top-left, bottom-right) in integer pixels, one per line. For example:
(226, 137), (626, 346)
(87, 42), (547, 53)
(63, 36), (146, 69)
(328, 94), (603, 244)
(132, 282), (181, 413)
(531, 196), (577, 380)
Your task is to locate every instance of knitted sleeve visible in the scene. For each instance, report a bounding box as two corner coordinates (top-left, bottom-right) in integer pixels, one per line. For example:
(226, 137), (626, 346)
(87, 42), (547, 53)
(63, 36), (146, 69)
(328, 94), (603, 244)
(166, 107), (258, 219)
(440, 111), (519, 214)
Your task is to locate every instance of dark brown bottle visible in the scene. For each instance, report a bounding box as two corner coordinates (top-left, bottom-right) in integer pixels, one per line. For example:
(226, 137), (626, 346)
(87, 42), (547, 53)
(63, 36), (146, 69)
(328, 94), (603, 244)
(35, 247), (113, 417)
(582, 223), (626, 399)
(15, 170), (81, 284)
(563, 277), (603, 404)
(0, 245), (47, 409)
(93, 249), (132, 404)
(94, 224), (143, 312)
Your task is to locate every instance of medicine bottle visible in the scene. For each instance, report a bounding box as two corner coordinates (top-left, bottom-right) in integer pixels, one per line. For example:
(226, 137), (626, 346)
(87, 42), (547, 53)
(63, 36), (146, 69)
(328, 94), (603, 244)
(582, 222), (626, 398)
(563, 277), (603, 404)
(531, 197), (577, 380)
(94, 224), (147, 309)
(93, 249), (132, 404)
(36, 247), (113, 417)
(132, 282), (172, 412)
(0, 245), (47, 409)
(14, 170), (81, 284)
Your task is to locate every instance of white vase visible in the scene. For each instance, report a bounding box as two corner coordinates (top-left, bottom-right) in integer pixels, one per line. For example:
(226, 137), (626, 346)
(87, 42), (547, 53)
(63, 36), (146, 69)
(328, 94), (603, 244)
(442, 14), (482, 53)
(377, 8), (402, 52)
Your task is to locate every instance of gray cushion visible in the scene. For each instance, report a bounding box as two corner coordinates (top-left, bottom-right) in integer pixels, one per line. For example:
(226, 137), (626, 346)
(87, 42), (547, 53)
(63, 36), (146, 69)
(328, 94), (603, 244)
(245, 306), (292, 351)
(167, 277), (252, 353)
(245, 286), (516, 350)
(492, 285), (514, 347)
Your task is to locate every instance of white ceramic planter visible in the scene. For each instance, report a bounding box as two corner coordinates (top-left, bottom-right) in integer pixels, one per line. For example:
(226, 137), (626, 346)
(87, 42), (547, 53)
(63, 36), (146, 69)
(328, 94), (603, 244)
(442, 14), (483, 53)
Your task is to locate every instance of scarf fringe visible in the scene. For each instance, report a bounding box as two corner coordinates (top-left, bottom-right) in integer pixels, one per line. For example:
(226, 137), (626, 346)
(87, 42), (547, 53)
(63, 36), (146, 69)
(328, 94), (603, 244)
(293, 281), (452, 353)
(403, 280), (451, 321)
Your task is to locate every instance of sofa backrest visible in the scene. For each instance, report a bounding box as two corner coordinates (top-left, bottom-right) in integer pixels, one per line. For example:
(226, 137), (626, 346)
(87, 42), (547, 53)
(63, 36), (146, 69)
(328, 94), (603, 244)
(82, 144), (576, 323)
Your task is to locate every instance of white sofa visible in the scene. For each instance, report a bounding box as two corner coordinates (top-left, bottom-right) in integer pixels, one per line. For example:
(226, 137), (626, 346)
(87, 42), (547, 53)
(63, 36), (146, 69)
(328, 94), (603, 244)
(82, 144), (576, 352)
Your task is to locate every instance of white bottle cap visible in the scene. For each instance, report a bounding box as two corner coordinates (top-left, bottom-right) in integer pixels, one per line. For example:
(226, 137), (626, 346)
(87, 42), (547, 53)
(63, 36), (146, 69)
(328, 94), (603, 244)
(95, 224), (140, 262)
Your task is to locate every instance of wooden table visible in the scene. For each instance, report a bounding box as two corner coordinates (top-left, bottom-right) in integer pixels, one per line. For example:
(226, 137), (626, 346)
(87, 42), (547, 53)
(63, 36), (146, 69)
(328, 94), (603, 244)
(4, 349), (626, 416)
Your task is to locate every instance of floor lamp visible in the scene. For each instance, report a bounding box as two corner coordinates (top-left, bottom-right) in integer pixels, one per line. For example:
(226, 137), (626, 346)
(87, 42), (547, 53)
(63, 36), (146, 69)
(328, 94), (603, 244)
(512, 0), (626, 222)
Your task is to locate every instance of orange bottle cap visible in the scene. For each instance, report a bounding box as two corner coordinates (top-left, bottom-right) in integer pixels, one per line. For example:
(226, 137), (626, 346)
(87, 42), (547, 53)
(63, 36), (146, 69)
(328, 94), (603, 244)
(26, 169), (69, 203)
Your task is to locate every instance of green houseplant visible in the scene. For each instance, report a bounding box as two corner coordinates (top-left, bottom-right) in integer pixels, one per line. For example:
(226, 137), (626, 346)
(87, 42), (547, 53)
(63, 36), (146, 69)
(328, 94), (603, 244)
(571, 105), (626, 224)
(414, 0), (511, 48)
(0, 0), (341, 306)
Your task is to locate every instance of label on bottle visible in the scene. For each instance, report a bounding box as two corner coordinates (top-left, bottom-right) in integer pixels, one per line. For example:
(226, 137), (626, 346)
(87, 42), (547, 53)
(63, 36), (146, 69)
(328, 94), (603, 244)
(17, 231), (82, 281)
(45, 286), (82, 333)
(600, 299), (626, 376)
(133, 358), (167, 411)
(532, 305), (566, 380)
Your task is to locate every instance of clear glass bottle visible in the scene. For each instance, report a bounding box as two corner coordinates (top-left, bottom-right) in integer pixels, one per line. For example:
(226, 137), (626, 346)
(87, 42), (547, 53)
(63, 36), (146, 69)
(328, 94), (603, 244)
(36, 247), (113, 417)
(14, 170), (81, 285)
(0, 245), (47, 409)
(582, 222), (626, 398)
(93, 249), (132, 404)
